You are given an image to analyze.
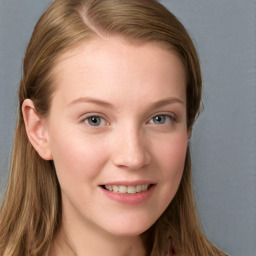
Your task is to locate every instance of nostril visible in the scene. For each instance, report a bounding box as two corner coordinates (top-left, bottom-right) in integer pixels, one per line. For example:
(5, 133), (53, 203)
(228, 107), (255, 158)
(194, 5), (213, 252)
(112, 151), (151, 170)
(111, 132), (151, 169)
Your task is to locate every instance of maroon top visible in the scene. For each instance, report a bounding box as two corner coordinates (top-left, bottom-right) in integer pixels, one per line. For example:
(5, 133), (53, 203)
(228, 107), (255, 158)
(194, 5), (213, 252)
(168, 240), (176, 256)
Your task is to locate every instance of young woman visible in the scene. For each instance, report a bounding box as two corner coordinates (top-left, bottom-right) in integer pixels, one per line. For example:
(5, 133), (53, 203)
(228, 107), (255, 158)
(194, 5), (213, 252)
(0, 0), (228, 255)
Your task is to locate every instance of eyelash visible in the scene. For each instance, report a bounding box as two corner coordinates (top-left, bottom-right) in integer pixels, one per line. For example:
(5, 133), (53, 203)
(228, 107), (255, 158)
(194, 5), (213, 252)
(81, 113), (176, 127)
(83, 115), (107, 127)
(147, 114), (176, 125)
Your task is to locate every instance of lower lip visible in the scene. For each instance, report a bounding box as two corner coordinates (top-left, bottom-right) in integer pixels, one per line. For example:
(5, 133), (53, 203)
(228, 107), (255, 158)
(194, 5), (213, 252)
(99, 185), (155, 205)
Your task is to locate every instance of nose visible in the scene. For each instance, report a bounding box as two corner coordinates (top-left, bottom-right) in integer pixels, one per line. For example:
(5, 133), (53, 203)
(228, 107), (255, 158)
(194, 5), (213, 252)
(111, 127), (151, 170)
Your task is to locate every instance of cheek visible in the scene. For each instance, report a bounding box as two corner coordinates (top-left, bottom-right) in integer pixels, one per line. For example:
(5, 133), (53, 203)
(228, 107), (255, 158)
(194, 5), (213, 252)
(155, 133), (188, 193)
(158, 133), (188, 171)
(49, 128), (109, 183)
(146, 132), (188, 218)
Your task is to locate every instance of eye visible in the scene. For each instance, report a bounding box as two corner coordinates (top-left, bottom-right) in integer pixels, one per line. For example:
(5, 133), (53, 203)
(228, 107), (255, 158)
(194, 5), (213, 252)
(149, 114), (175, 125)
(84, 115), (107, 127)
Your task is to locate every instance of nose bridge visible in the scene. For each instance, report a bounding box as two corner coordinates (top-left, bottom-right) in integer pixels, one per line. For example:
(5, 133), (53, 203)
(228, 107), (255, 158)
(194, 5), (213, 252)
(112, 122), (150, 170)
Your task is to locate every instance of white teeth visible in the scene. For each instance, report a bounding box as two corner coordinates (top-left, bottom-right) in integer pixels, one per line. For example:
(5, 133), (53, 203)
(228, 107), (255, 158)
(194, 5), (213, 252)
(105, 185), (113, 191)
(127, 186), (136, 194)
(104, 184), (150, 194)
(119, 185), (127, 194)
(113, 185), (119, 192)
(136, 185), (142, 193)
(142, 184), (148, 191)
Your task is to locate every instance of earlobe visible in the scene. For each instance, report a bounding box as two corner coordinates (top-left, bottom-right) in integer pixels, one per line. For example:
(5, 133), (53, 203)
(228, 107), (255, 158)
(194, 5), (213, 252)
(22, 99), (52, 160)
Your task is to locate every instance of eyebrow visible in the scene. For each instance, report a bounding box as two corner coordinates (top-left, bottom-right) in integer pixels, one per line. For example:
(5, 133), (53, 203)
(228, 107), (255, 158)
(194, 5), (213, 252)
(68, 97), (114, 108)
(150, 97), (184, 108)
(67, 96), (184, 108)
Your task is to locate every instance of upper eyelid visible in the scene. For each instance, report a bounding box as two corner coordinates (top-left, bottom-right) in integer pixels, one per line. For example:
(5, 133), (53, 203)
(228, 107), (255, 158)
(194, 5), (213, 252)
(79, 112), (107, 121)
(147, 112), (176, 122)
(81, 114), (109, 128)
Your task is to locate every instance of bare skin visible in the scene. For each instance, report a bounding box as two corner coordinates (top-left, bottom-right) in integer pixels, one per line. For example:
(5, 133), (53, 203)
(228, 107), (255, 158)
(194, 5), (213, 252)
(23, 37), (188, 256)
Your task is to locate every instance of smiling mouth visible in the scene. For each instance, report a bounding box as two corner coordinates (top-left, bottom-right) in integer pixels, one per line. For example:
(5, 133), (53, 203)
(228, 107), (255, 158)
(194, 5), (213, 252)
(101, 184), (153, 194)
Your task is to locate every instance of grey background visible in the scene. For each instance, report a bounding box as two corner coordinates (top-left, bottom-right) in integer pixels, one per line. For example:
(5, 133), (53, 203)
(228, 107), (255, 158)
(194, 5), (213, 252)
(0, 1), (255, 255)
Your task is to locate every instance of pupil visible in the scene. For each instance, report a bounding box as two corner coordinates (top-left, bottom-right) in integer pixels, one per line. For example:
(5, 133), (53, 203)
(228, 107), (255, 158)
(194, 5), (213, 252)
(89, 116), (100, 126)
(91, 117), (98, 123)
(154, 115), (165, 124)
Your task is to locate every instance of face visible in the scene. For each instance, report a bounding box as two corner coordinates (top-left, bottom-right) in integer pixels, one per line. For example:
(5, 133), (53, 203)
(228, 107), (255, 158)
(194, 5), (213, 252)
(45, 38), (188, 238)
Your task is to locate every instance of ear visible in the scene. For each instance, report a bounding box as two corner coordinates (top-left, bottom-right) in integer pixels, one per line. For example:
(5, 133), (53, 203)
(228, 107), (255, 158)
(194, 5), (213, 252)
(22, 99), (52, 160)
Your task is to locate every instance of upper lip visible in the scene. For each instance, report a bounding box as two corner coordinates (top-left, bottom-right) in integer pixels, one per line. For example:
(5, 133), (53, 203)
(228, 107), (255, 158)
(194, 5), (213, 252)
(100, 180), (156, 186)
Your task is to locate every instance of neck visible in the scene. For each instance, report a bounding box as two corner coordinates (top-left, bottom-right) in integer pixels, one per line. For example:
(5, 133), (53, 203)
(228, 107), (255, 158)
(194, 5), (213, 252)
(50, 229), (146, 256)
(49, 211), (146, 256)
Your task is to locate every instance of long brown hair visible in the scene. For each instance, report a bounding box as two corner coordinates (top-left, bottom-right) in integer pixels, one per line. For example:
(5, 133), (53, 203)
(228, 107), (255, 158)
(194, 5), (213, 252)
(0, 1), (227, 255)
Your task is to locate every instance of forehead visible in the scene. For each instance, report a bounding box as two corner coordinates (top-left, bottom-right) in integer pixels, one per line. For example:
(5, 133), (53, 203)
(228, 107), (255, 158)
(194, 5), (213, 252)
(50, 37), (186, 105)
(53, 36), (184, 74)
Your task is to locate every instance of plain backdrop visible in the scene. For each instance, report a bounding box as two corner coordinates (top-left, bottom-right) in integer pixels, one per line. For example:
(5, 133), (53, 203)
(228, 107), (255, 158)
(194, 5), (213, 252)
(0, 1), (255, 255)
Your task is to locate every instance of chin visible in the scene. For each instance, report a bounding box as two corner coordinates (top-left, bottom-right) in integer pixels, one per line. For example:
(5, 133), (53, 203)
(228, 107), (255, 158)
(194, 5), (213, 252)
(103, 218), (156, 238)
